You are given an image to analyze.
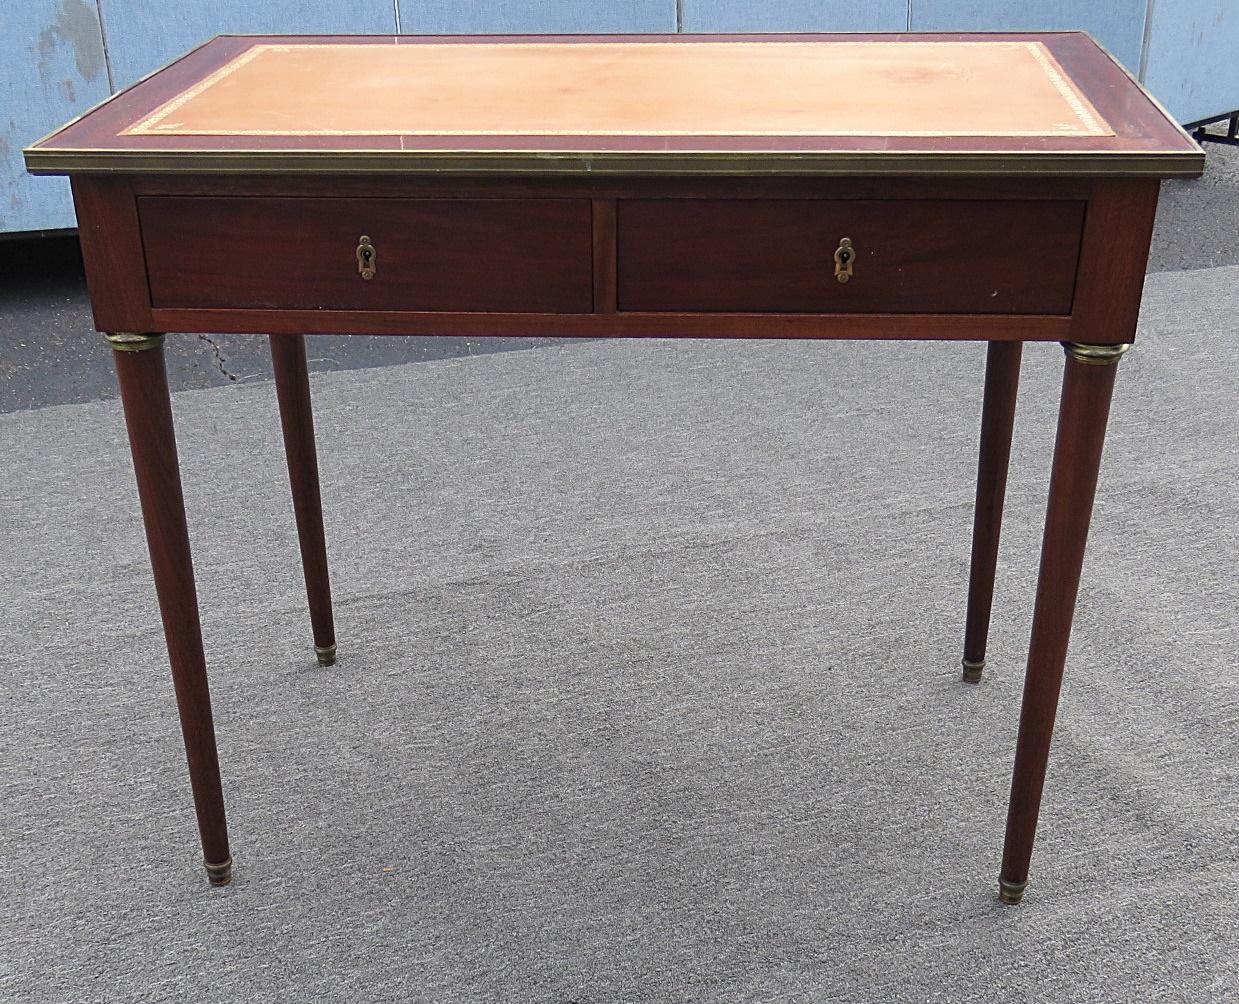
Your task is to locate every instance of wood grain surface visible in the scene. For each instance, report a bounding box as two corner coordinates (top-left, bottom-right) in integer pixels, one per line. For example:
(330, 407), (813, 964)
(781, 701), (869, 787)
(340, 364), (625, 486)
(112, 341), (231, 876)
(616, 198), (1084, 314)
(71, 177), (153, 333)
(963, 341), (1023, 674)
(139, 196), (594, 313)
(1001, 352), (1122, 893)
(270, 334), (335, 658)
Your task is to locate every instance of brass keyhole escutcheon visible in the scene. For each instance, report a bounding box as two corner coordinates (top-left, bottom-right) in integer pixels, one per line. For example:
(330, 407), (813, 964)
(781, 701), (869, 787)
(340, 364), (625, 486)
(834, 237), (855, 284)
(356, 236), (376, 280)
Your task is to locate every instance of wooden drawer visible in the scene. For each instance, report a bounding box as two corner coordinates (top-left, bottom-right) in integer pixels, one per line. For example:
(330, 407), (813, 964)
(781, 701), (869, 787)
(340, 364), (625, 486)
(139, 196), (594, 313)
(616, 199), (1085, 314)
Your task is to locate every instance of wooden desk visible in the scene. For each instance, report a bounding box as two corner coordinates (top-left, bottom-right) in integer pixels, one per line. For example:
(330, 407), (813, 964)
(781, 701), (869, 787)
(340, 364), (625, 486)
(26, 33), (1202, 902)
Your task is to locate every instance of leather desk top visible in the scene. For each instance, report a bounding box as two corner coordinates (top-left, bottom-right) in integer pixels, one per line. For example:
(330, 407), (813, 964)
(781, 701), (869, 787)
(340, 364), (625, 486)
(25, 33), (1202, 177)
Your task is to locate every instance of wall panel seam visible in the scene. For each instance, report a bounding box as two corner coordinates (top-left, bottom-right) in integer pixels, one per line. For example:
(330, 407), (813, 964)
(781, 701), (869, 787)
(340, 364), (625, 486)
(1138, 0), (1156, 81)
(95, 0), (117, 92)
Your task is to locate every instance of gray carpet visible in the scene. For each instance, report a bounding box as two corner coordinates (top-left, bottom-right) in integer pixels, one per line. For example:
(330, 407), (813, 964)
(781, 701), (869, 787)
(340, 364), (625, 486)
(1, 266), (1236, 1003)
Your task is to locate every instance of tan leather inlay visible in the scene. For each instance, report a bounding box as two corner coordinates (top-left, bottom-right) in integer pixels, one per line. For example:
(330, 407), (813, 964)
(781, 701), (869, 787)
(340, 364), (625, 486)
(123, 40), (1112, 139)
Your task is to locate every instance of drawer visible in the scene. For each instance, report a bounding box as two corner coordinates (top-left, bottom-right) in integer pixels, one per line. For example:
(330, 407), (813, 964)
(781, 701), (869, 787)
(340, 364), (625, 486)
(139, 196), (594, 313)
(617, 199), (1085, 314)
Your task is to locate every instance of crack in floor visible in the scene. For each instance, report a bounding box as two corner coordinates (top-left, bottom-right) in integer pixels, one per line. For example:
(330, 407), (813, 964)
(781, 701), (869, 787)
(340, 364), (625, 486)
(196, 333), (239, 382)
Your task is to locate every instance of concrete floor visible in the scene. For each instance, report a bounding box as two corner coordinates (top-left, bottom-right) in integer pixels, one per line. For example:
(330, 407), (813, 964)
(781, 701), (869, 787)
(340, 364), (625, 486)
(1, 136), (1236, 414)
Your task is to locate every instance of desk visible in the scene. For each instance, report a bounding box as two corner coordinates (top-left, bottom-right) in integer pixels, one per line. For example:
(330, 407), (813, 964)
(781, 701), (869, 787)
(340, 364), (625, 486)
(26, 33), (1202, 902)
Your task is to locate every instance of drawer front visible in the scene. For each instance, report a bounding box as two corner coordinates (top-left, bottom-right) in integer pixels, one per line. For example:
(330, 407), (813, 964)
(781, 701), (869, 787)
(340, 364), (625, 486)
(139, 196), (594, 313)
(617, 199), (1085, 314)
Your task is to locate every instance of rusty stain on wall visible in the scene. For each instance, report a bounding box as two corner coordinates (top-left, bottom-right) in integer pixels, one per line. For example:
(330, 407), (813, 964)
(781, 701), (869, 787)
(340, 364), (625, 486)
(36, 0), (105, 83)
(4, 1), (110, 229)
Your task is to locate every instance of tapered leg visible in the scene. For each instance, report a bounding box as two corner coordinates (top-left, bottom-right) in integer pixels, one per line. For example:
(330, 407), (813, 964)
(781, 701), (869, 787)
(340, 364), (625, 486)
(962, 341), (1023, 682)
(270, 334), (337, 666)
(998, 341), (1128, 904)
(109, 332), (232, 886)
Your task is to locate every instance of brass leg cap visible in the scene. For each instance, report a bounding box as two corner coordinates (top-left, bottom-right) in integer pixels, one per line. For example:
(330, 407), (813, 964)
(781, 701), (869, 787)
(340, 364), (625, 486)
(998, 877), (1028, 905)
(962, 658), (986, 684)
(315, 643), (337, 667)
(205, 856), (233, 887)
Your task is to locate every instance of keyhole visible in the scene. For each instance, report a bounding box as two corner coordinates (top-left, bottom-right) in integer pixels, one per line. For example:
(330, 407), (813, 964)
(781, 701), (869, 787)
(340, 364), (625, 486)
(834, 237), (855, 284)
(357, 236), (376, 279)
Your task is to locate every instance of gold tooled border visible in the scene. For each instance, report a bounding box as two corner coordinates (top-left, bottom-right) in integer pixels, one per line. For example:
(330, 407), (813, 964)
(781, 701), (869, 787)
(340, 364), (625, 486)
(121, 39), (1113, 139)
(1024, 41), (1107, 135)
(122, 44), (268, 136)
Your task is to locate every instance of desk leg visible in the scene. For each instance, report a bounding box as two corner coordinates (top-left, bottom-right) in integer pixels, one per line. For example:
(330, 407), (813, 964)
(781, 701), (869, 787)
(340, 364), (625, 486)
(999, 341), (1128, 904)
(109, 332), (233, 887)
(270, 335), (336, 666)
(962, 341), (1022, 682)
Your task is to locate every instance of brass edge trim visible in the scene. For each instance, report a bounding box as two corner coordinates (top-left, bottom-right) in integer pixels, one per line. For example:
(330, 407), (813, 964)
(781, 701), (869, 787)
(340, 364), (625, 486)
(1062, 341), (1131, 364)
(23, 148), (1206, 178)
(104, 332), (164, 351)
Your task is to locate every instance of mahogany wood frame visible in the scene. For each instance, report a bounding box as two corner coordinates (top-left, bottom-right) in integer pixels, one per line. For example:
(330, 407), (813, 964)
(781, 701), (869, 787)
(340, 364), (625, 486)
(81, 169), (1161, 901)
(76, 172), (1147, 342)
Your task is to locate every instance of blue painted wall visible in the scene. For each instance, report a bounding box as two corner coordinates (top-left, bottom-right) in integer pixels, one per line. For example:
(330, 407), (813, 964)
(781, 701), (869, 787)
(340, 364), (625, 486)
(98, 2), (396, 90)
(681, 1), (906, 32)
(1, 1), (112, 233)
(399, 1), (675, 33)
(911, 0), (1147, 71)
(4, 1), (1236, 233)
(1143, 0), (1239, 123)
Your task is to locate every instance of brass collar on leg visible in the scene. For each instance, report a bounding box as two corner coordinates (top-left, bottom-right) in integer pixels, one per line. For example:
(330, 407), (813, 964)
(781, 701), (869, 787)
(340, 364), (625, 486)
(104, 332), (165, 352)
(1061, 342), (1131, 365)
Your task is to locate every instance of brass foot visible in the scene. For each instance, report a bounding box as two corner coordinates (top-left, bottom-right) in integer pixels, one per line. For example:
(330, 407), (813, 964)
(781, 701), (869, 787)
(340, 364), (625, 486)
(961, 657), (986, 683)
(205, 856), (233, 887)
(315, 643), (337, 667)
(998, 877), (1028, 905)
